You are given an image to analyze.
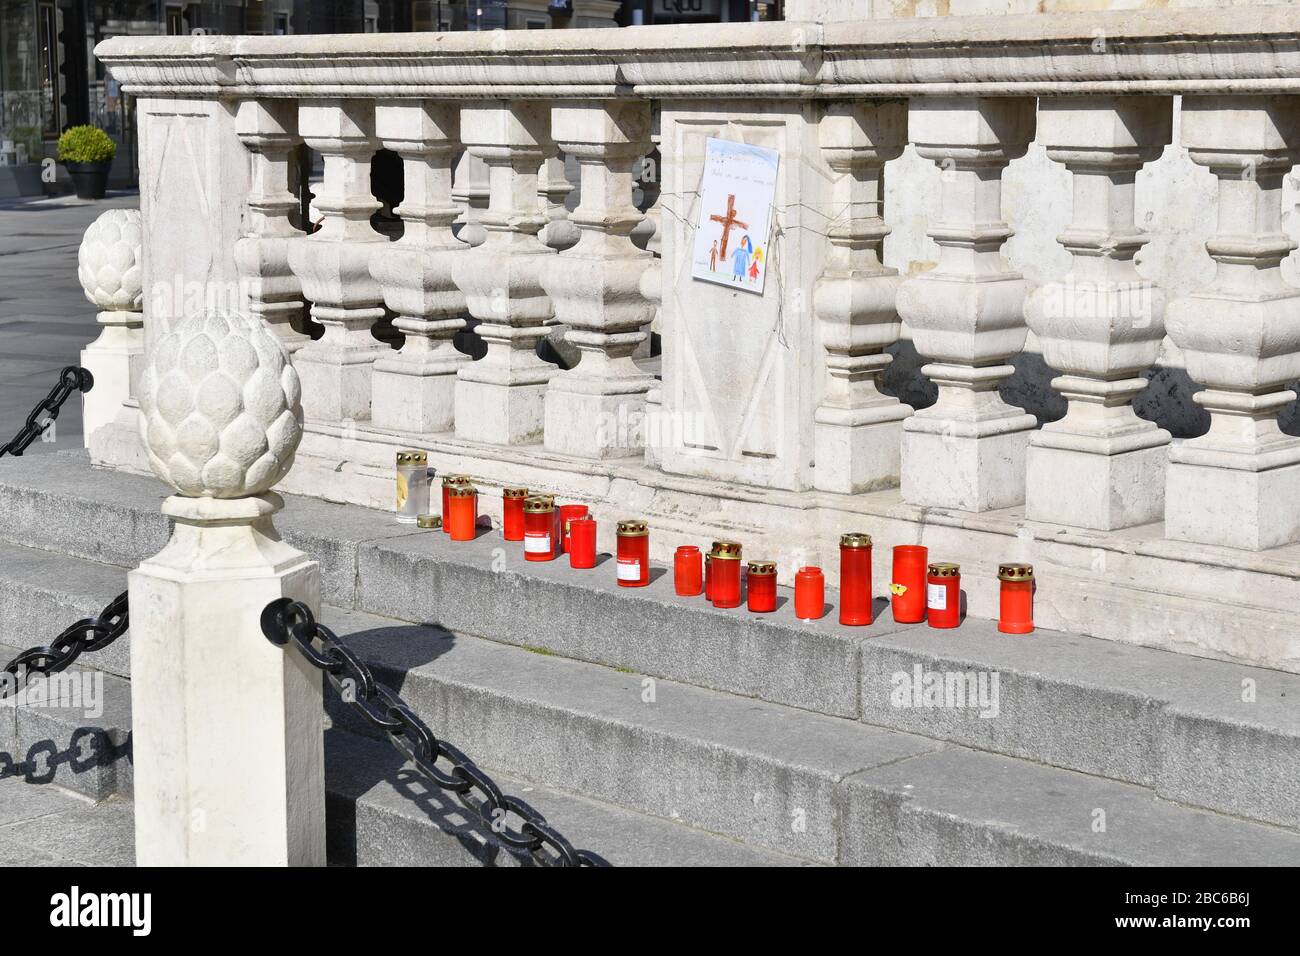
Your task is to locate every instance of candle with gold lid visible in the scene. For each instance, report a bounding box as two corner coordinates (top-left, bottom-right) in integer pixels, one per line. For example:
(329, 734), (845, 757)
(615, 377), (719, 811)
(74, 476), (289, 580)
(616, 519), (650, 587)
(523, 495), (559, 561)
(839, 532), (873, 626)
(746, 560), (777, 613)
(926, 562), (961, 629)
(502, 487), (528, 541)
(997, 563), (1035, 634)
(441, 474), (472, 534)
(395, 450), (429, 524)
(709, 541), (743, 609)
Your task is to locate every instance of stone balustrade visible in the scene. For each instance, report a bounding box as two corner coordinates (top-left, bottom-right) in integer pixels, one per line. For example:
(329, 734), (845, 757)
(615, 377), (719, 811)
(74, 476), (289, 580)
(94, 9), (1300, 674)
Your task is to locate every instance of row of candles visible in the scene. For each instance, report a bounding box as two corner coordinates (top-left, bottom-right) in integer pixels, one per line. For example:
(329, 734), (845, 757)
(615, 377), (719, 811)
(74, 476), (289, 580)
(395, 451), (1035, 634)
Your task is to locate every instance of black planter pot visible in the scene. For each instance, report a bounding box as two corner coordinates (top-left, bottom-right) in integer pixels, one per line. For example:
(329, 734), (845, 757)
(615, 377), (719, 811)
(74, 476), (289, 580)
(64, 160), (112, 200)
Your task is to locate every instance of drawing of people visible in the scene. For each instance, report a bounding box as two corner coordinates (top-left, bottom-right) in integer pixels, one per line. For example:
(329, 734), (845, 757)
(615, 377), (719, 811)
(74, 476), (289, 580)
(731, 235), (752, 282)
(748, 246), (763, 281)
(709, 240), (719, 271)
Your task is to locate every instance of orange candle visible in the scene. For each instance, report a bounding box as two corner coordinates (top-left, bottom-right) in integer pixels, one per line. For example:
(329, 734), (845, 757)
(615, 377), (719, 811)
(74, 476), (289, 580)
(502, 487), (528, 541)
(998, 563), (1035, 634)
(890, 545), (928, 623)
(794, 567), (825, 621)
(446, 485), (478, 541)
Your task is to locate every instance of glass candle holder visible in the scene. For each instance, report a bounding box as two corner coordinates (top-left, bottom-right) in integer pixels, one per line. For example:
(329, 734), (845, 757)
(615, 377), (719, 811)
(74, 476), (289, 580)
(794, 567), (825, 621)
(616, 519), (650, 587)
(746, 560), (777, 613)
(998, 563), (1035, 634)
(709, 541), (743, 609)
(560, 504), (589, 554)
(569, 516), (597, 569)
(926, 562), (961, 629)
(674, 546), (703, 596)
(523, 495), (559, 561)
(446, 485), (478, 541)
(441, 474), (471, 534)
(502, 488), (528, 541)
(839, 532), (873, 626)
(395, 450), (429, 524)
(890, 545), (928, 624)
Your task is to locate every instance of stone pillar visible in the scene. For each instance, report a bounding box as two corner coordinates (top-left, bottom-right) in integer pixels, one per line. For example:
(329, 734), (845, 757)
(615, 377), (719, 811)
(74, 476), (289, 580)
(1164, 96), (1300, 550)
(896, 96), (1038, 512)
(452, 150), (490, 248)
(452, 101), (557, 446)
(541, 100), (655, 460)
(130, 310), (324, 866)
(539, 149), (579, 252)
(812, 100), (911, 494)
(235, 100), (310, 355)
(369, 102), (468, 435)
(78, 209), (144, 446)
(287, 100), (387, 423)
(1024, 96), (1173, 530)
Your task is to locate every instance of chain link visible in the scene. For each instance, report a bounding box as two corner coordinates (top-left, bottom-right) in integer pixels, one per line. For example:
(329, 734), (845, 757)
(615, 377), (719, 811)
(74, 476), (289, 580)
(1, 591), (129, 700)
(262, 597), (607, 867)
(0, 366), (94, 458)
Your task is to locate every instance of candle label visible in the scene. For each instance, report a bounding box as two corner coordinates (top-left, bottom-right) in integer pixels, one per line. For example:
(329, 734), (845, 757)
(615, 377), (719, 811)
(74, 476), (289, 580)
(524, 533), (551, 555)
(927, 583), (947, 610)
(617, 558), (642, 581)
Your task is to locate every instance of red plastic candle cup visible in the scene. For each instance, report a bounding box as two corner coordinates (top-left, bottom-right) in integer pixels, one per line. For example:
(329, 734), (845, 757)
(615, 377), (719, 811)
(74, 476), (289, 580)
(616, 519), (650, 587)
(926, 562), (961, 629)
(746, 560), (777, 613)
(522, 495), (559, 561)
(446, 485), (478, 541)
(890, 545), (929, 624)
(709, 541), (743, 609)
(674, 546), (703, 596)
(441, 475), (471, 534)
(704, 550), (715, 601)
(502, 487), (528, 541)
(569, 516), (597, 570)
(794, 567), (825, 621)
(838, 532), (873, 626)
(560, 504), (589, 554)
(998, 563), (1035, 634)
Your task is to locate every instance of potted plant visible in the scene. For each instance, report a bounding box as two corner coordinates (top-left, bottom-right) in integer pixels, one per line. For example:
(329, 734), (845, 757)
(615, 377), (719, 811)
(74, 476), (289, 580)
(58, 125), (117, 200)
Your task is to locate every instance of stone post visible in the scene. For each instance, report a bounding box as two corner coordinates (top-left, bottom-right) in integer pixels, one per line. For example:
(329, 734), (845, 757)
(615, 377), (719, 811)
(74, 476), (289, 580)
(896, 96), (1038, 512)
(78, 209), (144, 446)
(1024, 96), (1173, 530)
(452, 100), (557, 445)
(542, 100), (655, 459)
(129, 310), (324, 866)
(812, 100), (911, 494)
(287, 100), (387, 423)
(1164, 95), (1300, 550)
(369, 102), (468, 435)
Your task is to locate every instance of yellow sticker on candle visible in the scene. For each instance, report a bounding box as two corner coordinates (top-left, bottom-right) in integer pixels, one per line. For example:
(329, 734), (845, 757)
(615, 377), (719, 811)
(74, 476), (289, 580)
(889, 583), (907, 596)
(396, 473), (408, 510)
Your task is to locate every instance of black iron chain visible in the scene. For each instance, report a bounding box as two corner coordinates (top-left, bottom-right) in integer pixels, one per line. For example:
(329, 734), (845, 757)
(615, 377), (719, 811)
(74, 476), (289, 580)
(261, 598), (607, 867)
(1, 591), (129, 700)
(0, 366), (94, 458)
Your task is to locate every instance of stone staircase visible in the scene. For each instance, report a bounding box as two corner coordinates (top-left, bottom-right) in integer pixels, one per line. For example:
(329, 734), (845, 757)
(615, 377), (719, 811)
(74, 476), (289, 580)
(2, 450), (1299, 866)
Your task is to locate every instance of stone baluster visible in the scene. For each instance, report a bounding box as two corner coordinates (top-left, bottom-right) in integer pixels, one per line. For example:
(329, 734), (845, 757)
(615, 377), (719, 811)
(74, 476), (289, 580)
(452, 149), (490, 248)
(1024, 97), (1173, 530)
(1164, 96), (1300, 550)
(452, 101), (558, 445)
(812, 100), (911, 494)
(541, 100), (655, 459)
(896, 97), (1038, 511)
(631, 135), (662, 360)
(287, 100), (387, 423)
(234, 99), (310, 354)
(539, 149), (579, 252)
(369, 102), (468, 435)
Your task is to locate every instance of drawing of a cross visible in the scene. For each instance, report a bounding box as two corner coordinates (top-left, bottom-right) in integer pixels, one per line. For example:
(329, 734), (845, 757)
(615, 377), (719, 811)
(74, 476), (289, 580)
(709, 194), (748, 261)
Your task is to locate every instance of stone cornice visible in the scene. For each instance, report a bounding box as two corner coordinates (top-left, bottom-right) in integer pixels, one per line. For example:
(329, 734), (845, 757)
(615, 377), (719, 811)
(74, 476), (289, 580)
(97, 8), (1300, 100)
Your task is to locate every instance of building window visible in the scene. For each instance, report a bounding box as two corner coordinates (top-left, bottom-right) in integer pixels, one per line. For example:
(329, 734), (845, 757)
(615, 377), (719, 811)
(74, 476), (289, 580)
(37, 1), (59, 138)
(165, 5), (184, 35)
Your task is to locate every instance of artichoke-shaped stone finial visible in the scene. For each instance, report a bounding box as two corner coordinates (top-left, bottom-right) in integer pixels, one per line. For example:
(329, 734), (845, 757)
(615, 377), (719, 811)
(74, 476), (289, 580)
(78, 208), (143, 313)
(139, 311), (302, 498)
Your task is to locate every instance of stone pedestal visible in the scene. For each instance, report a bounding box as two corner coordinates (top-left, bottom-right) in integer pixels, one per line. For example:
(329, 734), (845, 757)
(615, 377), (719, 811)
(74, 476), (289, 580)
(128, 494), (325, 866)
(81, 311), (143, 444)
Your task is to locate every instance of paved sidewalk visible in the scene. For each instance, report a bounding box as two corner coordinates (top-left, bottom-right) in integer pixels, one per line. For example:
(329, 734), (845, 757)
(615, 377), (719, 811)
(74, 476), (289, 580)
(0, 192), (139, 457)
(0, 776), (133, 866)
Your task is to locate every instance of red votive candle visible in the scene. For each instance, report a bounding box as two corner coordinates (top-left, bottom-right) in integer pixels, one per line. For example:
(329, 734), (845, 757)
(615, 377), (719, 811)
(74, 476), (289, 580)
(441, 475), (471, 534)
(674, 546), (703, 596)
(746, 560), (777, 613)
(839, 532), (873, 626)
(890, 545), (929, 624)
(704, 542), (721, 601)
(523, 495), (559, 561)
(446, 485), (478, 541)
(998, 563), (1035, 634)
(926, 562), (961, 629)
(709, 541), (743, 609)
(616, 519), (650, 587)
(502, 487), (528, 541)
(569, 516), (597, 569)
(560, 504), (589, 554)
(794, 567), (825, 621)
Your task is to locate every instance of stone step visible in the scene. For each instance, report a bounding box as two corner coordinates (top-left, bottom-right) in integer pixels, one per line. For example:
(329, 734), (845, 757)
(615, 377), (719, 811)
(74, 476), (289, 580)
(2, 454), (1298, 831)
(320, 605), (1300, 865)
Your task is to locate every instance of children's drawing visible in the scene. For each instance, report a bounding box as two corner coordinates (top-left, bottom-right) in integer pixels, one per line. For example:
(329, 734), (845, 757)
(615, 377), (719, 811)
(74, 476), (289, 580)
(692, 138), (779, 296)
